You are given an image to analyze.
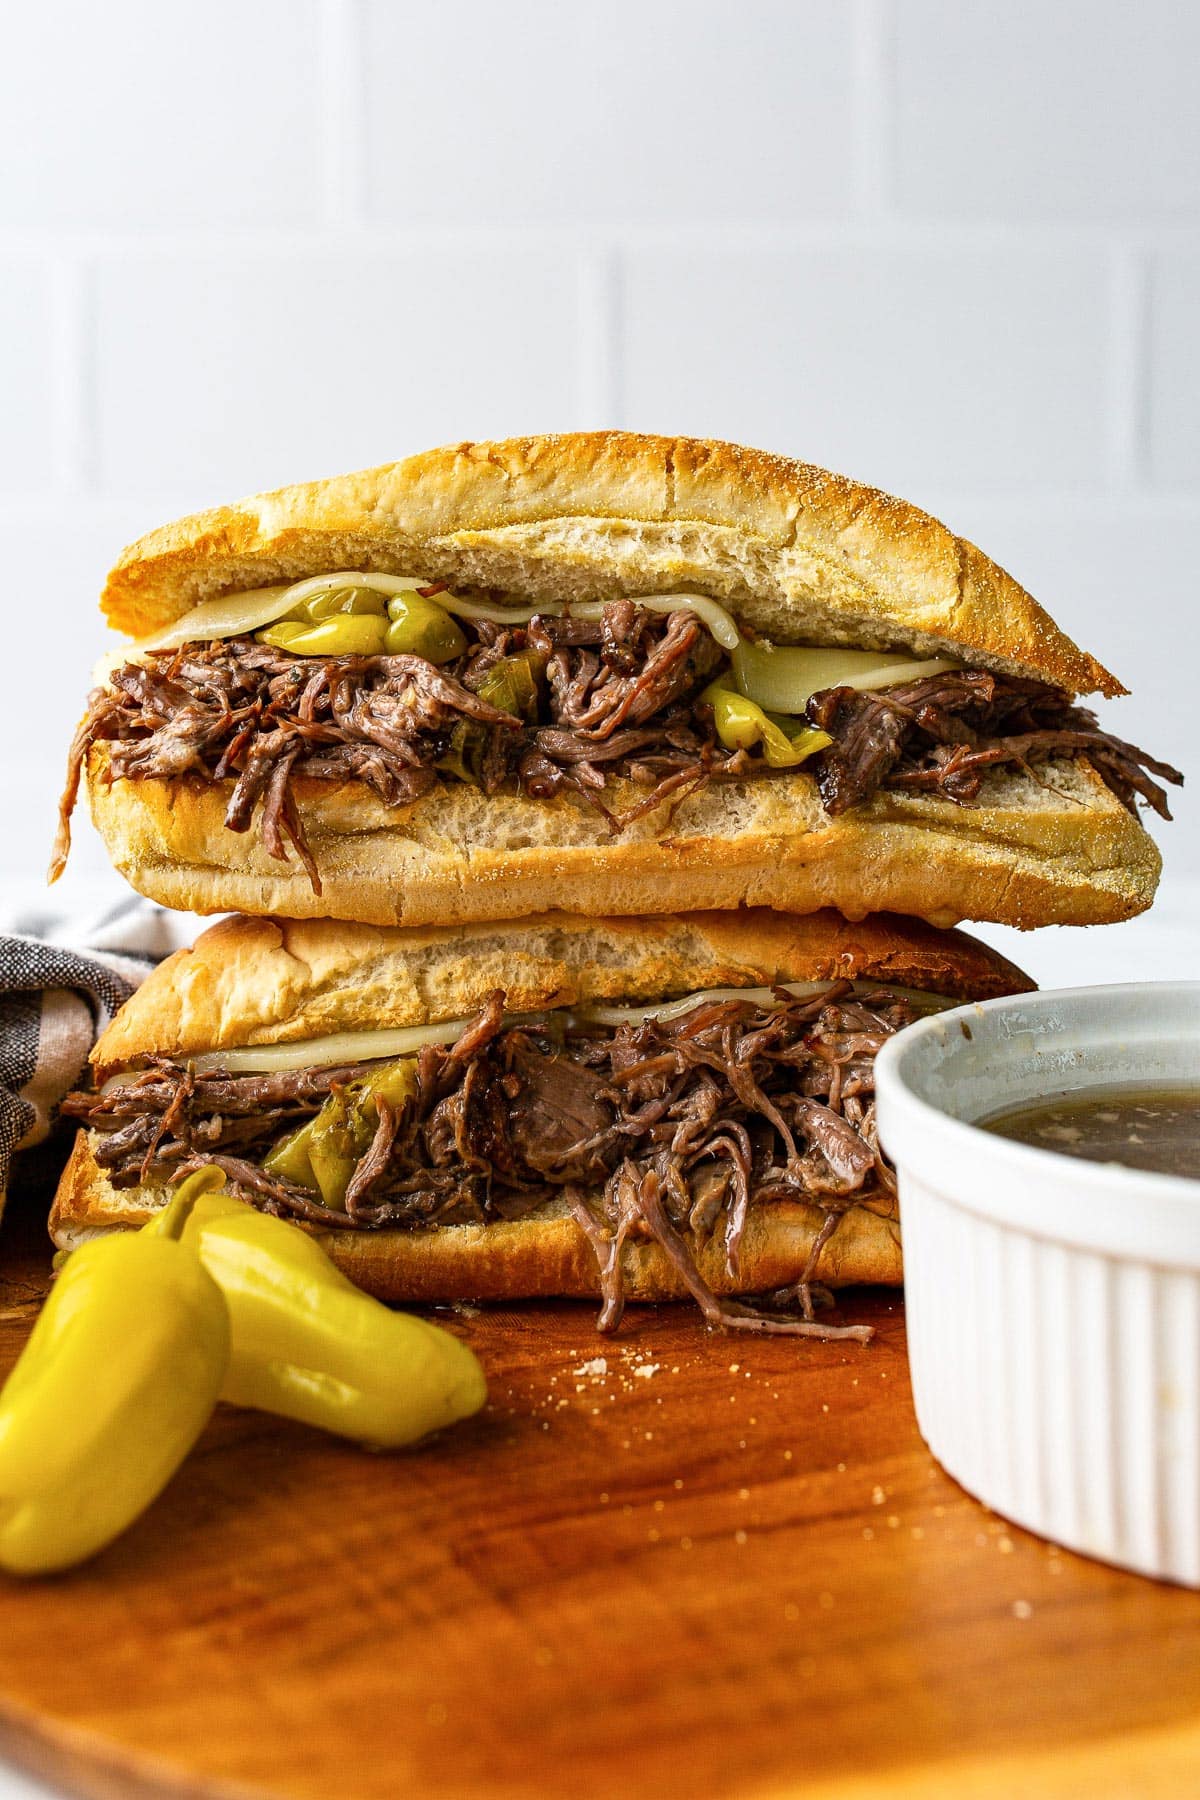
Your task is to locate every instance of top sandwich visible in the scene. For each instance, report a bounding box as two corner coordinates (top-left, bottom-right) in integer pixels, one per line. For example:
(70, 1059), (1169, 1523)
(51, 433), (1180, 930)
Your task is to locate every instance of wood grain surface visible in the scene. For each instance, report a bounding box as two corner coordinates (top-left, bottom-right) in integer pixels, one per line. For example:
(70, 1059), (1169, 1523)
(2, 1167), (1200, 1800)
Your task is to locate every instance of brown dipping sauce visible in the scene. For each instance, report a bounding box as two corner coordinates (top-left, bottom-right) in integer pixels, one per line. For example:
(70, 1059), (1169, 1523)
(981, 1085), (1200, 1180)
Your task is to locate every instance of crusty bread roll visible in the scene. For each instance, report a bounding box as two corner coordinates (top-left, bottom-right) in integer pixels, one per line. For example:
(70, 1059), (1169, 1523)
(101, 434), (1118, 696)
(52, 909), (1033, 1300)
(89, 907), (1034, 1072)
(79, 433), (1162, 931)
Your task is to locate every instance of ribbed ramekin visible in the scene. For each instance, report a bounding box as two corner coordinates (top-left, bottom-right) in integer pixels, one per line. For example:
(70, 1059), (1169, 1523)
(874, 983), (1200, 1586)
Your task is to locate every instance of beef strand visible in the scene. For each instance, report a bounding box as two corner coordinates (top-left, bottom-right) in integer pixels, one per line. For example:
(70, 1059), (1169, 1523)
(807, 672), (1181, 818)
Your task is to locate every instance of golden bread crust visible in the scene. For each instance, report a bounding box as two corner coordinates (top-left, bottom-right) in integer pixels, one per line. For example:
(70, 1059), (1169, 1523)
(91, 906), (1033, 1074)
(50, 1133), (903, 1297)
(99, 433), (1120, 696)
(85, 749), (1161, 943)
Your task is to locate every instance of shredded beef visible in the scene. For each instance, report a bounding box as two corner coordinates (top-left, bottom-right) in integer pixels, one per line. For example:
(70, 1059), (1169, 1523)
(65, 981), (917, 1340)
(502, 1039), (613, 1181)
(60, 1062), (375, 1122)
(51, 603), (1181, 890)
(344, 1098), (401, 1217)
(806, 671), (1181, 817)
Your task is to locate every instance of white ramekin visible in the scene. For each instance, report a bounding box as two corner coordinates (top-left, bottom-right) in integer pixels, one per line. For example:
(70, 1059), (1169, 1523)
(874, 982), (1200, 1586)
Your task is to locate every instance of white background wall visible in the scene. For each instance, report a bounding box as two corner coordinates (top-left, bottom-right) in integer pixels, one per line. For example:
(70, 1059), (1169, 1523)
(1, 0), (1195, 914)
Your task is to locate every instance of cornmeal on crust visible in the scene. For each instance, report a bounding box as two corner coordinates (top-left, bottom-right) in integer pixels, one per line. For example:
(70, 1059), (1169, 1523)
(86, 748), (1162, 936)
(50, 1135), (904, 1297)
(102, 433), (1119, 695)
(90, 906), (1035, 1076)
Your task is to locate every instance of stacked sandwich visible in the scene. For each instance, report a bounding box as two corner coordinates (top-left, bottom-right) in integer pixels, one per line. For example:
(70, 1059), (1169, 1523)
(49, 434), (1180, 1337)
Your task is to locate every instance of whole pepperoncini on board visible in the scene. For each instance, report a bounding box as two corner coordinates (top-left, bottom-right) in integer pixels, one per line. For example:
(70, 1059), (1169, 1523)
(0, 1167), (487, 1576)
(183, 1191), (486, 1448)
(0, 1172), (230, 1575)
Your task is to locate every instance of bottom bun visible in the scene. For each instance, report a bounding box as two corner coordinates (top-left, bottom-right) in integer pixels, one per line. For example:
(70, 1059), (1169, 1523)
(50, 1133), (902, 1301)
(87, 752), (1161, 930)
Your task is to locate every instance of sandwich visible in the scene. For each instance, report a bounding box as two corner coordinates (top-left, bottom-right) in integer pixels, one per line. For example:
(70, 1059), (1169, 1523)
(52, 909), (1033, 1338)
(49, 434), (1179, 932)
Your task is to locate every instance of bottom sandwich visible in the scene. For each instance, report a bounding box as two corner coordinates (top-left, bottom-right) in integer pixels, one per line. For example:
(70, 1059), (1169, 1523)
(52, 910), (1032, 1338)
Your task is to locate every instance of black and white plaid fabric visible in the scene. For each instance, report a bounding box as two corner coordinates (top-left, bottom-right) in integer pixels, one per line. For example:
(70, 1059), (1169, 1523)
(0, 897), (188, 1203)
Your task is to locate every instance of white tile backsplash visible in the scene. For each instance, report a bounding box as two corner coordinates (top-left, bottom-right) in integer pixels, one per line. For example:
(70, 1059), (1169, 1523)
(0, 0), (1195, 875)
(1148, 249), (1200, 487)
(362, 0), (858, 226)
(618, 244), (1111, 493)
(91, 249), (583, 497)
(0, 261), (56, 489)
(893, 0), (1200, 220)
(0, 1), (322, 229)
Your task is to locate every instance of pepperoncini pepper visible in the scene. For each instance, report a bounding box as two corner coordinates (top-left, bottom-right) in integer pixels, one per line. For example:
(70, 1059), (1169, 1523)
(438, 651), (545, 784)
(182, 1192), (487, 1448)
(700, 680), (832, 769)
(384, 592), (467, 662)
(252, 583), (387, 653)
(264, 1058), (419, 1211)
(256, 587), (467, 664)
(257, 614), (390, 657)
(302, 586), (389, 621)
(0, 1170), (230, 1576)
(473, 650), (545, 720)
(437, 720), (487, 786)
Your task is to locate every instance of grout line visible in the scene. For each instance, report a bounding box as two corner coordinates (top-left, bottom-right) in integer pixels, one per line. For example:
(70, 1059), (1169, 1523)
(815, 489), (1200, 519)
(316, 0), (366, 226)
(907, 492), (1200, 517)
(2, 489), (1197, 527)
(575, 245), (619, 428)
(1105, 244), (1150, 493)
(852, 0), (893, 218)
(47, 256), (92, 496)
(2, 223), (1198, 260)
(609, 252), (626, 427)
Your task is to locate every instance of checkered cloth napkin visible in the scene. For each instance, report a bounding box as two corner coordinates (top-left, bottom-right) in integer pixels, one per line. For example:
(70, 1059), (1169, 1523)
(0, 897), (188, 1204)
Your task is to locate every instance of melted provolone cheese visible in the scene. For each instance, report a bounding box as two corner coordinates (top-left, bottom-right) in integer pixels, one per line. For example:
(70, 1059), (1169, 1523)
(105, 570), (966, 704)
(175, 979), (955, 1076)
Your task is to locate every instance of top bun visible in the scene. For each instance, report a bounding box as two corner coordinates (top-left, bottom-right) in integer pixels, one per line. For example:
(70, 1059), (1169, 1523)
(101, 433), (1120, 697)
(92, 908), (1034, 1077)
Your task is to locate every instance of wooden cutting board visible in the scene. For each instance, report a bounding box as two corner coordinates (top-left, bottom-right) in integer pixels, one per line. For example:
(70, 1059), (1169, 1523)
(2, 1175), (1200, 1800)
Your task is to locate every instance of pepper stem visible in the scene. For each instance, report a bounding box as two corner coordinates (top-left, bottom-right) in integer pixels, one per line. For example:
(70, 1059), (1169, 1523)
(148, 1167), (228, 1241)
